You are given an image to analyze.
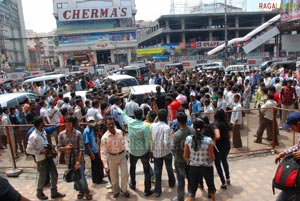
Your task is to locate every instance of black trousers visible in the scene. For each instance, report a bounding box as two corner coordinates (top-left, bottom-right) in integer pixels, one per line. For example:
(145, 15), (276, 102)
(129, 152), (151, 193)
(90, 152), (104, 184)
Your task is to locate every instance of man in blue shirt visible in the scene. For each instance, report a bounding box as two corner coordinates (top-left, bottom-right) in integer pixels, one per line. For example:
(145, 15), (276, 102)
(189, 92), (202, 116)
(83, 116), (107, 184)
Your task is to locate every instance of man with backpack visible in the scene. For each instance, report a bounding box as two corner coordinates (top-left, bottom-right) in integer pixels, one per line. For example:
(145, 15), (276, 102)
(275, 112), (300, 201)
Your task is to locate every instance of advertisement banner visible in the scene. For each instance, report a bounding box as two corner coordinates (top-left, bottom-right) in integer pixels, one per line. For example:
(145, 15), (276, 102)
(58, 32), (136, 45)
(56, 18), (133, 32)
(58, 7), (132, 21)
(281, 0), (300, 22)
(190, 41), (224, 48)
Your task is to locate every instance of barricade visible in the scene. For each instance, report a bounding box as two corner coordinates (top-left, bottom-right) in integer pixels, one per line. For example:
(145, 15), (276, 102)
(0, 108), (298, 174)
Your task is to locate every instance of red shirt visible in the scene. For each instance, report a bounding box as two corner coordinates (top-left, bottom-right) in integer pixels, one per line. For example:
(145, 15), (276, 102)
(168, 100), (181, 120)
(273, 93), (280, 104)
(59, 117), (65, 131)
(280, 87), (296, 106)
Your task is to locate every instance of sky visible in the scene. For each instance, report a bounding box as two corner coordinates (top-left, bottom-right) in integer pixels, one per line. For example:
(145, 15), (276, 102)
(21, 0), (280, 33)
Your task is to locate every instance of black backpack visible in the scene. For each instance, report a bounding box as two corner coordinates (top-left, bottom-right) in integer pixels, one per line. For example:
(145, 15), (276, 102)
(272, 154), (300, 194)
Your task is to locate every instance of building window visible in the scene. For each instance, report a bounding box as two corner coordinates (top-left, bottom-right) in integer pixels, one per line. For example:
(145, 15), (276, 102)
(57, 2), (68, 9)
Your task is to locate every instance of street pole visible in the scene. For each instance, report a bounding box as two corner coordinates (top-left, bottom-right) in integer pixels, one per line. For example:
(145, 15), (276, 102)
(224, 0), (228, 67)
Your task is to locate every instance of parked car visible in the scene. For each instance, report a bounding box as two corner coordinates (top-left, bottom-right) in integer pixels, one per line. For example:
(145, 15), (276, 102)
(225, 65), (250, 74)
(105, 74), (139, 94)
(22, 74), (66, 87)
(258, 60), (280, 71)
(0, 92), (36, 108)
(128, 85), (166, 105)
(271, 61), (297, 73)
(113, 65), (150, 84)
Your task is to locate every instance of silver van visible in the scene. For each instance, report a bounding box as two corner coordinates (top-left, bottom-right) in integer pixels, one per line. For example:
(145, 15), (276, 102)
(0, 93), (36, 108)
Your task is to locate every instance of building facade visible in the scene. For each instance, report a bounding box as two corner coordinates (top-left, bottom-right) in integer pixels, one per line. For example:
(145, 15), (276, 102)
(138, 11), (278, 58)
(26, 30), (58, 71)
(53, 0), (137, 67)
(0, 0), (29, 71)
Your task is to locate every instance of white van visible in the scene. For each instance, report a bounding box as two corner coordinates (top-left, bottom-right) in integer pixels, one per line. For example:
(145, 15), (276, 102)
(22, 74), (67, 87)
(105, 74), (139, 94)
(225, 65), (250, 74)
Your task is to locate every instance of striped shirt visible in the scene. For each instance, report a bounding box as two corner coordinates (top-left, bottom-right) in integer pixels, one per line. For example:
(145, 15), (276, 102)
(284, 133), (300, 154)
(150, 121), (171, 158)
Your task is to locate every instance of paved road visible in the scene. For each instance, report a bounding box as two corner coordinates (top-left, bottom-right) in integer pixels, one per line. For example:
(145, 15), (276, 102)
(1, 153), (281, 201)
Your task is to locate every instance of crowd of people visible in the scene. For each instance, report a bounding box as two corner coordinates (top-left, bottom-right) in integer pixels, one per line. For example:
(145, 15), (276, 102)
(0, 63), (300, 200)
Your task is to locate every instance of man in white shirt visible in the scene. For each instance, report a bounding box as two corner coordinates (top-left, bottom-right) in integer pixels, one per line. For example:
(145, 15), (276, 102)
(216, 90), (227, 112)
(125, 95), (139, 118)
(47, 100), (60, 125)
(254, 94), (279, 145)
(204, 99), (215, 124)
(40, 101), (50, 125)
(230, 94), (243, 148)
(26, 116), (65, 200)
(149, 74), (155, 85)
(150, 109), (176, 197)
(87, 99), (103, 124)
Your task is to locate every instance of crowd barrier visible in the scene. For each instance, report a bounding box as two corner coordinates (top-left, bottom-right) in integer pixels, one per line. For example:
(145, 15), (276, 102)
(0, 107), (298, 175)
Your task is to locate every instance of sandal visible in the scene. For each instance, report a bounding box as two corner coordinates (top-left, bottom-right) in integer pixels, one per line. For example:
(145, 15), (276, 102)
(85, 192), (93, 200)
(77, 192), (84, 199)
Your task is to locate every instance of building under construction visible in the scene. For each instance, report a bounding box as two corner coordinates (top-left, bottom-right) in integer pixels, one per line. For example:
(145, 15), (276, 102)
(169, 0), (247, 14)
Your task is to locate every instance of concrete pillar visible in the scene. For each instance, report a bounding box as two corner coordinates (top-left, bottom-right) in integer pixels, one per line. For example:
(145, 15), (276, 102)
(161, 35), (164, 44)
(209, 32), (213, 41)
(166, 19), (170, 29)
(261, 15), (265, 24)
(110, 50), (115, 64)
(167, 34), (170, 44)
(208, 17), (212, 29)
(182, 32), (186, 43)
(127, 49), (132, 64)
(181, 18), (185, 30)
(235, 31), (239, 38)
(235, 16), (239, 28)
(59, 54), (64, 67)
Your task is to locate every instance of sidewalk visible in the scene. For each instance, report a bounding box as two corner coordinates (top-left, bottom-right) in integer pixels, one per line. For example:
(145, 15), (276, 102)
(1, 153), (280, 201)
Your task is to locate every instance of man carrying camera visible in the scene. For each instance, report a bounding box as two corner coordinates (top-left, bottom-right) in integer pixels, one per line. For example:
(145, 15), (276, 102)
(26, 116), (65, 200)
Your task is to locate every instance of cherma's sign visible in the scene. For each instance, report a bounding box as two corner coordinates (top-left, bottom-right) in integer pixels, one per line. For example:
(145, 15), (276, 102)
(58, 6), (132, 21)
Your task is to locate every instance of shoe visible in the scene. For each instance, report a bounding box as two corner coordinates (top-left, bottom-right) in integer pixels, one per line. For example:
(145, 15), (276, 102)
(221, 184), (227, 189)
(113, 193), (120, 198)
(36, 192), (48, 200)
(129, 183), (136, 190)
(154, 193), (161, 197)
(254, 139), (262, 143)
(122, 191), (130, 198)
(227, 179), (231, 185)
(106, 184), (112, 189)
(51, 192), (66, 199)
(145, 190), (153, 197)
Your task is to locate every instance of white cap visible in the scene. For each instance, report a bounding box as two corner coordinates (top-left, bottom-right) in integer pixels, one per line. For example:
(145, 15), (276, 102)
(87, 116), (95, 122)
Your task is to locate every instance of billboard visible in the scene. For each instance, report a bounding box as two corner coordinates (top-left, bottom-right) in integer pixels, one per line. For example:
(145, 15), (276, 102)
(58, 32), (137, 45)
(58, 7), (132, 21)
(56, 18), (133, 32)
(281, 0), (300, 22)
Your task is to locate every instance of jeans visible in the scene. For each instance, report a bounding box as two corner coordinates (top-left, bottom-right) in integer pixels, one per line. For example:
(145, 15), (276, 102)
(189, 165), (216, 198)
(36, 158), (58, 196)
(90, 152), (104, 184)
(175, 161), (190, 201)
(154, 153), (176, 194)
(129, 152), (151, 193)
(214, 149), (230, 185)
(74, 160), (89, 193)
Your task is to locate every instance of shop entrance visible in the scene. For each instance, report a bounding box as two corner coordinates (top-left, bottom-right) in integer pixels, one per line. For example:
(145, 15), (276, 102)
(96, 50), (111, 64)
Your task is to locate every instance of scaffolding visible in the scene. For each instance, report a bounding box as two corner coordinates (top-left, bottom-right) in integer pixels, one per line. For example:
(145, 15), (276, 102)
(170, 0), (247, 14)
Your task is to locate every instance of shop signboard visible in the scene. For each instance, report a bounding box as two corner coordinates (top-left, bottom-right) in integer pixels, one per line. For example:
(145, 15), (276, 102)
(58, 6), (132, 21)
(58, 32), (136, 45)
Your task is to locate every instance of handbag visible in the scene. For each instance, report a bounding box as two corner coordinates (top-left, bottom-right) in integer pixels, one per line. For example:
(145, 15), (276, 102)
(272, 153), (300, 194)
(63, 149), (81, 183)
